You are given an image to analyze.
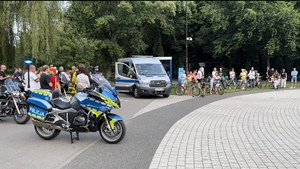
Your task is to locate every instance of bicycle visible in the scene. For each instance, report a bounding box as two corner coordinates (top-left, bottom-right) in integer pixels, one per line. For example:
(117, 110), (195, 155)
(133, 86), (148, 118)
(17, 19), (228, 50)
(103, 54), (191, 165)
(206, 80), (224, 95)
(236, 78), (247, 91)
(246, 78), (255, 90)
(264, 77), (274, 88)
(176, 80), (201, 96)
(224, 77), (237, 89)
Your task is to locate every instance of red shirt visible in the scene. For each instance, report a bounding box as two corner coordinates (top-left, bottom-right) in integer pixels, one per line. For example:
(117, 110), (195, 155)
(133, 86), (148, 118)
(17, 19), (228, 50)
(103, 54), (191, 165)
(49, 75), (60, 90)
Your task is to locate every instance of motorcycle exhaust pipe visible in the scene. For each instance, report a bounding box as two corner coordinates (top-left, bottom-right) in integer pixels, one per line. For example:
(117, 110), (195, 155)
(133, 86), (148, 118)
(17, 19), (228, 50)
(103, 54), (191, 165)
(32, 119), (69, 131)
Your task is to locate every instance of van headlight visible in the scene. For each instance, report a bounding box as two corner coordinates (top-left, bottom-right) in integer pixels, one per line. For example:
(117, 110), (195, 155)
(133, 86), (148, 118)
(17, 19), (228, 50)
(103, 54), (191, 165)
(139, 79), (149, 84)
(166, 79), (170, 84)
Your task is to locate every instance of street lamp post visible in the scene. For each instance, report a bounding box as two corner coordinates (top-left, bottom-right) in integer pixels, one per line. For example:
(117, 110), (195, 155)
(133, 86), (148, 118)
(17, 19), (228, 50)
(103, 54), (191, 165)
(185, 0), (188, 71)
(185, 1), (193, 71)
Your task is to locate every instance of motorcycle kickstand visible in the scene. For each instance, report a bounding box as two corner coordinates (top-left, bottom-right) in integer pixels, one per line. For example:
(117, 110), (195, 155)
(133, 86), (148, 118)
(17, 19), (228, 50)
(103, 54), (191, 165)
(0, 118), (4, 122)
(70, 131), (80, 144)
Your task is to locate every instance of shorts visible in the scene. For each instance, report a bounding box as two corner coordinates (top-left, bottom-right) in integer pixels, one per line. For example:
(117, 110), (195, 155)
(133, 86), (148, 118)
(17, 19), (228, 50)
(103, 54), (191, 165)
(291, 76), (297, 82)
(187, 82), (192, 88)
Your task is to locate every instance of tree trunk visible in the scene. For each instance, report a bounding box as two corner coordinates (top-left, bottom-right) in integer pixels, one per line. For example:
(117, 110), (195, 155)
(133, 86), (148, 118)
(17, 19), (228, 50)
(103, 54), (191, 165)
(258, 53), (263, 75)
(105, 66), (112, 80)
(266, 55), (270, 68)
(283, 55), (286, 69)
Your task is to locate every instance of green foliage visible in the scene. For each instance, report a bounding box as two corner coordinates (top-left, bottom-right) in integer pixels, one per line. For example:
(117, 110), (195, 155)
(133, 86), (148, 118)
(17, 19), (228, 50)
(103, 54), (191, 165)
(2, 1), (300, 78)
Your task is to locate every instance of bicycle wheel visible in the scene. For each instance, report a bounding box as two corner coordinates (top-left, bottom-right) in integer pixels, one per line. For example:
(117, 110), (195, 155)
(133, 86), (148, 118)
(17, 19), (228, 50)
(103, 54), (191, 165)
(192, 86), (201, 96)
(263, 80), (269, 88)
(236, 81), (241, 89)
(230, 81), (237, 89)
(205, 85), (210, 95)
(257, 81), (262, 89)
(175, 85), (185, 96)
(241, 82), (247, 91)
(217, 85), (224, 95)
(250, 80), (254, 90)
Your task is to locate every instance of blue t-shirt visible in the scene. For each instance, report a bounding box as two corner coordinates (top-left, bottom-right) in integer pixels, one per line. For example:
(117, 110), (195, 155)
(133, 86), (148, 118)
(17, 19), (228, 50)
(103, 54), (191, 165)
(291, 70), (298, 76)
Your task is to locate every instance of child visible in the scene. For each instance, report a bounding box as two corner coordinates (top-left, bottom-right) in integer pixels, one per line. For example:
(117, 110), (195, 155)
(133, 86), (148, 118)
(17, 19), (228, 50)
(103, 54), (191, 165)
(273, 77), (279, 89)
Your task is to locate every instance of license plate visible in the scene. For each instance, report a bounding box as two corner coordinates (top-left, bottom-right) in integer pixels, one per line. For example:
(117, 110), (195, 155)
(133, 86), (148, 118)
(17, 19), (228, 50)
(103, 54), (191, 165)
(155, 88), (164, 91)
(28, 106), (47, 120)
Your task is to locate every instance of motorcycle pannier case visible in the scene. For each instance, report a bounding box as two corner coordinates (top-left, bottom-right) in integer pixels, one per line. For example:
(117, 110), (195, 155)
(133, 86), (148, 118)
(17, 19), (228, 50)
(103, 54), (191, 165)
(27, 98), (52, 120)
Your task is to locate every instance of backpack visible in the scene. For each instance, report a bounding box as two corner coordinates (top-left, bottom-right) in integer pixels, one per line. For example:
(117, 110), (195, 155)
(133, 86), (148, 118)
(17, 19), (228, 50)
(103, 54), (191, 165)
(76, 83), (84, 92)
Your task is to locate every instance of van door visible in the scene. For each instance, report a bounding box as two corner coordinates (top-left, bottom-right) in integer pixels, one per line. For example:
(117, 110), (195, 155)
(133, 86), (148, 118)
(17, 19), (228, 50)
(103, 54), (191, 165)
(115, 62), (137, 91)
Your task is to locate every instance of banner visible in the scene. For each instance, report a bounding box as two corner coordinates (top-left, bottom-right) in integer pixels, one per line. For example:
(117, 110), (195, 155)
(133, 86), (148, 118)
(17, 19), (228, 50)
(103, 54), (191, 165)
(178, 68), (184, 85)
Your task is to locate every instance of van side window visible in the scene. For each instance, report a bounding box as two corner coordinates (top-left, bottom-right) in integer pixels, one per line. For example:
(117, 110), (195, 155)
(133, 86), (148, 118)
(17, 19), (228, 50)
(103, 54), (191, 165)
(118, 62), (133, 78)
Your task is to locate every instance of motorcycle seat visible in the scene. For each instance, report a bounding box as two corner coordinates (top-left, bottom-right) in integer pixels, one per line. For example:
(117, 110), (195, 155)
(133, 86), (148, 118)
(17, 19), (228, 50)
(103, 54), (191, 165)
(52, 99), (71, 109)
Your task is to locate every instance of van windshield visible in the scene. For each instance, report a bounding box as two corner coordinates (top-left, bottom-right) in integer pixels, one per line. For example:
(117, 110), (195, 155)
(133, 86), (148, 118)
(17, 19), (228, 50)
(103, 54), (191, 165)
(135, 64), (167, 76)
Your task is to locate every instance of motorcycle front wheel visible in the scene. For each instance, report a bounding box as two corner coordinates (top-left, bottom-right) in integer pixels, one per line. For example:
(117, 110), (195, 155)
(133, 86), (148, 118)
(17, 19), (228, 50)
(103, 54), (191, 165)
(99, 120), (126, 144)
(34, 125), (61, 140)
(13, 104), (30, 124)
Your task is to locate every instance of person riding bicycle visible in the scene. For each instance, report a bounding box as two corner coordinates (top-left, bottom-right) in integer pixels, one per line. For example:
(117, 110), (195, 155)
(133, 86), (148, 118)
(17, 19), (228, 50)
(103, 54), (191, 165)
(197, 67), (206, 96)
(210, 67), (217, 95)
(213, 72), (222, 94)
(187, 71), (194, 96)
(179, 70), (187, 88)
(229, 68), (236, 81)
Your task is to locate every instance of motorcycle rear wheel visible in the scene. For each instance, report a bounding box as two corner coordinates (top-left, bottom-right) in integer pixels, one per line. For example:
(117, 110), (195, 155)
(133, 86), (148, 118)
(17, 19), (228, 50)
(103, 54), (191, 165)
(13, 104), (30, 124)
(34, 125), (61, 140)
(99, 120), (126, 144)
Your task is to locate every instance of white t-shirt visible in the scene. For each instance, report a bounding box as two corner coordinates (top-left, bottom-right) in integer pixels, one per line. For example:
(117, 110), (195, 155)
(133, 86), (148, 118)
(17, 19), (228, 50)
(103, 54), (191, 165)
(76, 73), (90, 91)
(248, 70), (256, 79)
(24, 72), (40, 91)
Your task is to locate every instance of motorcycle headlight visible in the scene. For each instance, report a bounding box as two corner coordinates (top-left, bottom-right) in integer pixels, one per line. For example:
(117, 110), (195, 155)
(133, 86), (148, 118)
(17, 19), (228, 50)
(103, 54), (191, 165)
(139, 79), (149, 85)
(13, 91), (20, 97)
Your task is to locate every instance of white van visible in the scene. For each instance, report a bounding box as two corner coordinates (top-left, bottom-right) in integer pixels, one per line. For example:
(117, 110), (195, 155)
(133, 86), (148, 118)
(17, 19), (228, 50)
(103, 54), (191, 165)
(115, 57), (172, 98)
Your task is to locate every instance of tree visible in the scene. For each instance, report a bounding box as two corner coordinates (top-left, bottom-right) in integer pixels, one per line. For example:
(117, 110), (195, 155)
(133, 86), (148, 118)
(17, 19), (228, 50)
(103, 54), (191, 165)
(194, 1), (300, 73)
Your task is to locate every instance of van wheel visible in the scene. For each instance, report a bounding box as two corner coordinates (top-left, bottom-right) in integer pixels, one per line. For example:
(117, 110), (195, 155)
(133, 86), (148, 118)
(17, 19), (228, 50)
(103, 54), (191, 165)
(134, 88), (140, 98)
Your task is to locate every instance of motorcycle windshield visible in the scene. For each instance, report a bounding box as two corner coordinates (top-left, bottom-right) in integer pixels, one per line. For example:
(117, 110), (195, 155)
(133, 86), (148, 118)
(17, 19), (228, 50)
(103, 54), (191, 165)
(4, 79), (19, 93)
(91, 74), (118, 96)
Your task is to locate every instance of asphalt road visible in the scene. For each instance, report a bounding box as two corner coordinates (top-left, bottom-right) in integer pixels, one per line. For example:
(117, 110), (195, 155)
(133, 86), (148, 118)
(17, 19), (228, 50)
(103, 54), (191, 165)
(0, 91), (270, 169)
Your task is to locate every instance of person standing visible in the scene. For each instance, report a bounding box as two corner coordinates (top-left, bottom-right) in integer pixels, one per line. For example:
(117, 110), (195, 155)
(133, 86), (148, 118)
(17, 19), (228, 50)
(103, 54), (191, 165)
(93, 66), (99, 74)
(0, 65), (10, 85)
(280, 68), (287, 89)
(197, 67), (203, 88)
(187, 71), (193, 96)
(49, 67), (61, 91)
(240, 69), (247, 89)
(210, 67), (217, 95)
(291, 67), (298, 89)
(40, 65), (53, 90)
(219, 67), (225, 88)
(24, 65), (40, 92)
(71, 66), (78, 87)
(179, 70), (187, 89)
(76, 67), (90, 92)
(248, 68), (256, 88)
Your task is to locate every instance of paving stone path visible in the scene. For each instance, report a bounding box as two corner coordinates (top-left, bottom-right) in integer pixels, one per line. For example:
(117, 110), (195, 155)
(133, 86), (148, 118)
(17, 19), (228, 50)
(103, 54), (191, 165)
(150, 90), (300, 169)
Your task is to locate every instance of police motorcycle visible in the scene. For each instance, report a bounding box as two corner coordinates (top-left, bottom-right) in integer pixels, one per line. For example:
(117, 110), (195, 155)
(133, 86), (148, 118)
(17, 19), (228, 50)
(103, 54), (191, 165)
(0, 79), (30, 124)
(27, 84), (126, 144)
